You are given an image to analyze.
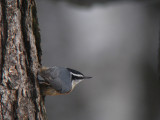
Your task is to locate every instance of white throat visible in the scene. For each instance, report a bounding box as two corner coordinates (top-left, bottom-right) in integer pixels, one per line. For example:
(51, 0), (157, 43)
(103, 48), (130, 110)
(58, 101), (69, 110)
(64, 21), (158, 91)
(72, 80), (83, 89)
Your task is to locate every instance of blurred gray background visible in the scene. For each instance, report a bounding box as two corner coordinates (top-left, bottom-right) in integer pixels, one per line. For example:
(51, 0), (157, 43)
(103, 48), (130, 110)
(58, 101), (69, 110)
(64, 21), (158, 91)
(36, 0), (160, 120)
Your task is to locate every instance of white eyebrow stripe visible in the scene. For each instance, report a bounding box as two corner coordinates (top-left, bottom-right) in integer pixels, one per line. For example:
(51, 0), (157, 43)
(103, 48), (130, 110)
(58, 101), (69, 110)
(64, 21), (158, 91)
(70, 72), (83, 77)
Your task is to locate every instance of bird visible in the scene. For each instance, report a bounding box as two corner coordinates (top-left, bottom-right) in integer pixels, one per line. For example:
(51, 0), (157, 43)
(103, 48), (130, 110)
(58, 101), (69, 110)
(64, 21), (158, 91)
(38, 66), (92, 96)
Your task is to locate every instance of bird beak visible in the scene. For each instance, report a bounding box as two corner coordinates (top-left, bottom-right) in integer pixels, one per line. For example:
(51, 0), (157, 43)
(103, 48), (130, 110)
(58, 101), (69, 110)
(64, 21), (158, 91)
(83, 76), (92, 79)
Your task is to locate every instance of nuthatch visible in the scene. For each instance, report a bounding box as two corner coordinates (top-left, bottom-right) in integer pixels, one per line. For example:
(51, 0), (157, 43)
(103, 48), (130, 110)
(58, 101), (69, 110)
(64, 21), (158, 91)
(38, 66), (92, 96)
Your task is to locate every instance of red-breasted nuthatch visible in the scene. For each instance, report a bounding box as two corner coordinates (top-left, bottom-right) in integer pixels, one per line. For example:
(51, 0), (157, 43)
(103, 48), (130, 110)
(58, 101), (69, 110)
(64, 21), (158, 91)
(38, 66), (92, 96)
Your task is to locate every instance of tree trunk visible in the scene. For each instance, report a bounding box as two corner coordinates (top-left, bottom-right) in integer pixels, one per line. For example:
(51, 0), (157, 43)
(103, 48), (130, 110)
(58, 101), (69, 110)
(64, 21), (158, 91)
(0, 0), (47, 119)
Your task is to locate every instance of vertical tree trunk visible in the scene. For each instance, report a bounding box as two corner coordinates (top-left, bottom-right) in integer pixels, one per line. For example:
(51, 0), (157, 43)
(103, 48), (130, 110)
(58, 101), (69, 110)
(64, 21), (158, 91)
(0, 0), (47, 119)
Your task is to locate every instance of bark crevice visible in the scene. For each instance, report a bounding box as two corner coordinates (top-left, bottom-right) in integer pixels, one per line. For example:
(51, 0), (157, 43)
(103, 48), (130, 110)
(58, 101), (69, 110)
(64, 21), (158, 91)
(1, 0), (8, 84)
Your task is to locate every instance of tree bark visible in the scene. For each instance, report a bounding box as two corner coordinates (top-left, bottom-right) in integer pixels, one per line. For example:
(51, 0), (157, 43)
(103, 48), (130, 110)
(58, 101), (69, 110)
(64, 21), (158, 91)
(0, 0), (47, 119)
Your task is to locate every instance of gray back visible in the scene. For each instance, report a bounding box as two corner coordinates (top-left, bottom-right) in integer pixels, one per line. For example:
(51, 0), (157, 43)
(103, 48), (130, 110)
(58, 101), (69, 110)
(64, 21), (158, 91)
(40, 67), (72, 93)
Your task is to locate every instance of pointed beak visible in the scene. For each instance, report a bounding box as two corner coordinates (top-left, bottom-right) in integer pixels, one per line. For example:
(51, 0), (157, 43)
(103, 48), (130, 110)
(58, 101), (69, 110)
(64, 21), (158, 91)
(83, 76), (92, 79)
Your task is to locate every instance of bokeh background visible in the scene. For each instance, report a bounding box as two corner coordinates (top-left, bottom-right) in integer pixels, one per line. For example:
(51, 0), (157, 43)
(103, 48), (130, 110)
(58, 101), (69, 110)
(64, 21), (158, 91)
(36, 0), (160, 120)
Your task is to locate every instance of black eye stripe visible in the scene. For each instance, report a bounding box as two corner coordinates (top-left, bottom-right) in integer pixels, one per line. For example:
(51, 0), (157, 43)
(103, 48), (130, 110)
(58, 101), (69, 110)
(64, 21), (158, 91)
(66, 68), (85, 80)
(72, 75), (83, 80)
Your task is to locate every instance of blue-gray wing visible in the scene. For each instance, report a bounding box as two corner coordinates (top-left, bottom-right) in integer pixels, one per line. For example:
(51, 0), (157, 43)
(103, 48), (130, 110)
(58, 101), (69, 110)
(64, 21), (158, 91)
(38, 67), (72, 93)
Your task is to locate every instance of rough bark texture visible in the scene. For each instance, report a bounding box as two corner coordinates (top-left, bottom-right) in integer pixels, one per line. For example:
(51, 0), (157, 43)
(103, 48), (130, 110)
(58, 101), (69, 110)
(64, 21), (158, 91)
(0, 0), (47, 119)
